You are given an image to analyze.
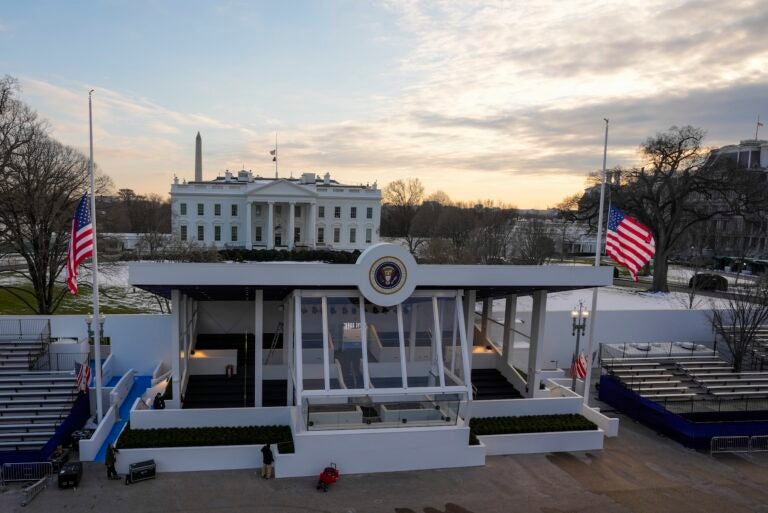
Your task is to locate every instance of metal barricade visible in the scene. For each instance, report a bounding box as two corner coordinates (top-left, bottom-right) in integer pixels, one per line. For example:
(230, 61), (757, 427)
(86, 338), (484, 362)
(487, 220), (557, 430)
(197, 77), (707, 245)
(1, 462), (54, 486)
(749, 435), (768, 452)
(20, 476), (49, 507)
(710, 436), (750, 453)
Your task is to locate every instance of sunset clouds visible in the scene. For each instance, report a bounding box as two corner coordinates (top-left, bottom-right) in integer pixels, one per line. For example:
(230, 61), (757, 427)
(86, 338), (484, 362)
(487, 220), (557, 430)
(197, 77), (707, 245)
(3, 1), (767, 206)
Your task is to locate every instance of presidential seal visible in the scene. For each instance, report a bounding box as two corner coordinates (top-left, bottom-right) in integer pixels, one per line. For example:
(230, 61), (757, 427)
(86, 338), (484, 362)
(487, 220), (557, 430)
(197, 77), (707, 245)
(369, 256), (406, 295)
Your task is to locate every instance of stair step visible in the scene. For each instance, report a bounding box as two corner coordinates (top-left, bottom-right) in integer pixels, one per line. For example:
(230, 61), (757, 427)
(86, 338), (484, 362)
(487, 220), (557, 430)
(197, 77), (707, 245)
(0, 415), (59, 424)
(0, 390), (74, 398)
(0, 406), (66, 415)
(0, 440), (46, 450)
(0, 431), (54, 440)
(0, 422), (56, 431)
(0, 384), (74, 392)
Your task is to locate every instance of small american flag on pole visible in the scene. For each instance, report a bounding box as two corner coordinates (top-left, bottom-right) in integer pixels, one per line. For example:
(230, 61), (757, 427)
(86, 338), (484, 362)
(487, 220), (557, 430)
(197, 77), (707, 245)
(570, 352), (587, 379)
(75, 361), (91, 392)
(605, 205), (655, 282)
(65, 195), (94, 295)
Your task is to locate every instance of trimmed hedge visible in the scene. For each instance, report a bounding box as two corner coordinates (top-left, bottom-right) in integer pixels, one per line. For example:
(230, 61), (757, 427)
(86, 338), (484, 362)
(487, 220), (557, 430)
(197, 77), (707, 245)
(468, 414), (597, 445)
(219, 248), (361, 263)
(116, 424), (294, 453)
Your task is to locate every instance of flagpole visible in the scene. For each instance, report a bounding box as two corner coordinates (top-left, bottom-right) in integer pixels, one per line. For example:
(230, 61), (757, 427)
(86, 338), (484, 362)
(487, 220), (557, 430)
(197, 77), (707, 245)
(757, 115), (762, 141)
(581, 118), (609, 405)
(274, 132), (278, 179)
(88, 90), (104, 423)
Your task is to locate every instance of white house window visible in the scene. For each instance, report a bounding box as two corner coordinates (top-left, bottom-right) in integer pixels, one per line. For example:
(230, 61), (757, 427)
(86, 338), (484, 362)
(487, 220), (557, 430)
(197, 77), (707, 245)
(333, 227), (340, 243)
(231, 204), (238, 216)
(294, 227), (301, 243)
(197, 203), (204, 216)
(180, 203), (187, 216)
(214, 225), (221, 241)
(334, 206), (341, 219)
(294, 205), (301, 218)
(318, 206), (325, 218)
(366, 207), (373, 219)
(214, 204), (221, 216)
(255, 226), (263, 242)
(365, 227), (372, 243)
(317, 227), (325, 243)
(349, 227), (356, 243)
(180, 225), (188, 241)
(231, 225), (238, 242)
(350, 207), (357, 219)
(197, 225), (204, 241)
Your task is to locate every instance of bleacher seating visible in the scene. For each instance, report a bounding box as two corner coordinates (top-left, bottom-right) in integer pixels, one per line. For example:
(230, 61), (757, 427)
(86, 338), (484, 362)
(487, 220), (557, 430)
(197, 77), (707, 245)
(0, 337), (77, 453)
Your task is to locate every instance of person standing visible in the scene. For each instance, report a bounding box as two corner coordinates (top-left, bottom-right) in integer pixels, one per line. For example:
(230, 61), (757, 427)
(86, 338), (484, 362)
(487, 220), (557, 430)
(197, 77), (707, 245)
(260, 443), (275, 479)
(106, 443), (120, 480)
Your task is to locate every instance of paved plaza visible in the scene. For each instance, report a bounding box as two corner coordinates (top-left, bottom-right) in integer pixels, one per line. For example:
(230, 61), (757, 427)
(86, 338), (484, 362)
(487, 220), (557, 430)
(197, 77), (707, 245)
(2, 411), (768, 513)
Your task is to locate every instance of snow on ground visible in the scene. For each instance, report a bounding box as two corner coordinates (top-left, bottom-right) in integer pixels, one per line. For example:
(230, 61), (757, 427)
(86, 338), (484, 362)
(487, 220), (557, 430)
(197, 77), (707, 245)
(491, 285), (727, 316)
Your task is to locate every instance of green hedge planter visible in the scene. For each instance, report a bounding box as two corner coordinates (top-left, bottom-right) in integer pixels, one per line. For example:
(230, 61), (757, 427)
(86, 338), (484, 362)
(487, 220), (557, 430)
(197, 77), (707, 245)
(116, 424), (294, 453)
(469, 414), (597, 445)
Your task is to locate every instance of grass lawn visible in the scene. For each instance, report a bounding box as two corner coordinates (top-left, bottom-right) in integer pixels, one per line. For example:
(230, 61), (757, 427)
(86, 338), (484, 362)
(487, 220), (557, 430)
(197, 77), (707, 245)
(0, 283), (157, 315)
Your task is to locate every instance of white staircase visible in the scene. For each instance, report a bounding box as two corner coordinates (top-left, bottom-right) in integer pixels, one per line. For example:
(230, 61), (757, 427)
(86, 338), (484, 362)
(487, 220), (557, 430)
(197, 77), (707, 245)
(0, 334), (78, 452)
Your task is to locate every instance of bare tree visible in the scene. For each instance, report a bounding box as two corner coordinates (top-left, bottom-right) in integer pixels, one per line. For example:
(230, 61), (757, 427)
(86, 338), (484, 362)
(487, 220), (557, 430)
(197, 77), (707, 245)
(0, 78), (112, 313)
(711, 280), (768, 372)
(513, 218), (555, 265)
(382, 178), (425, 254)
(575, 126), (768, 292)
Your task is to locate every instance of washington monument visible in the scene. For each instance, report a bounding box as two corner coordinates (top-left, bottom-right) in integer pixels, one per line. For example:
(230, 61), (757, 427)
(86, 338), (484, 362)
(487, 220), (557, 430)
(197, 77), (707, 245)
(194, 132), (202, 182)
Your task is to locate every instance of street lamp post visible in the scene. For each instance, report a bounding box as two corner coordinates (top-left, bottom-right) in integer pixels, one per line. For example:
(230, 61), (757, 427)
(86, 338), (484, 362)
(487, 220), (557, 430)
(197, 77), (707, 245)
(571, 301), (589, 391)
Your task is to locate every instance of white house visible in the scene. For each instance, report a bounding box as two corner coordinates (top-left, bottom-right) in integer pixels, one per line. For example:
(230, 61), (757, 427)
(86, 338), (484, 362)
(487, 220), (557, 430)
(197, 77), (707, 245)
(171, 170), (382, 251)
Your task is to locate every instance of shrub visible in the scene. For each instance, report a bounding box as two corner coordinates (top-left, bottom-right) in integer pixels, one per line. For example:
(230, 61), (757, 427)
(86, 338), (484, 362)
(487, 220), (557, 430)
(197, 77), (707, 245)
(469, 414), (597, 440)
(116, 424), (294, 453)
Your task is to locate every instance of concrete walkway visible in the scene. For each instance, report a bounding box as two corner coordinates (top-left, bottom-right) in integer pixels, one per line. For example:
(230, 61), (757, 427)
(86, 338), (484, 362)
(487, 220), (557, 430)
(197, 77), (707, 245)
(2, 410), (768, 512)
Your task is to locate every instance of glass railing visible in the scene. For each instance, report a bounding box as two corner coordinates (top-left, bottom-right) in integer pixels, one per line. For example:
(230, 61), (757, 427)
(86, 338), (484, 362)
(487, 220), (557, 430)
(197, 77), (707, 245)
(302, 393), (465, 431)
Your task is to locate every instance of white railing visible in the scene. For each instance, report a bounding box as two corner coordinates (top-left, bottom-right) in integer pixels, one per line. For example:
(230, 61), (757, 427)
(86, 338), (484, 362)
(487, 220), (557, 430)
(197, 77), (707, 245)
(0, 318), (50, 340)
(79, 405), (118, 461)
(109, 369), (136, 418)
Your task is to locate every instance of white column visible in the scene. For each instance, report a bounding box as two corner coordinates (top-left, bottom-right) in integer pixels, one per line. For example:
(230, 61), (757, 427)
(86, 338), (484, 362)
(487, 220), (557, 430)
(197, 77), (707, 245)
(526, 290), (548, 398)
(288, 201), (296, 250)
(170, 290), (181, 408)
(285, 295), (295, 407)
(480, 298), (491, 342)
(359, 296), (370, 390)
(463, 289), (477, 368)
(396, 304), (408, 388)
(254, 290), (264, 406)
(267, 201), (274, 249)
(293, 294), (303, 404)
(502, 295), (517, 368)
(308, 203), (316, 248)
(245, 202), (252, 249)
(408, 303), (417, 362)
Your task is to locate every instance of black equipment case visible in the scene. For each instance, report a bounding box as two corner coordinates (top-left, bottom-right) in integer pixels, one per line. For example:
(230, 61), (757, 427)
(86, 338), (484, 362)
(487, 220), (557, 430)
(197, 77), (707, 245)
(125, 459), (156, 485)
(58, 461), (83, 489)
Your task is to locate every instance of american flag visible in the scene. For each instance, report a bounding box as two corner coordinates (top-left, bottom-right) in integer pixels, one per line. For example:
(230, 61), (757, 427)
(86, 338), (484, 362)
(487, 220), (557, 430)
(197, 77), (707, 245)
(605, 205), (655, 282)
(570, 352), (587, 379)
(75, 361), (91, 391)
(65, 195), (94, 295)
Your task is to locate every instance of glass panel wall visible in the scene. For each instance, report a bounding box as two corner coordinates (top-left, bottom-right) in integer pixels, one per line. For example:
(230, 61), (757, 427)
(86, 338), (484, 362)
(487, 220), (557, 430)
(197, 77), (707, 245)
(402, 297), (439, 388)
(327, 297), (367, 390)
(301, 297), (324, 391)
(437, 297), (464, 386)
(364, 302), (403, 388)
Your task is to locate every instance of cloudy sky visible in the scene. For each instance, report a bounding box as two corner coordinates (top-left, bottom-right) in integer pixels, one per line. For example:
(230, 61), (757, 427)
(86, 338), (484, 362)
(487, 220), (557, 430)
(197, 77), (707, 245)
(2, 1), (767, 208)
